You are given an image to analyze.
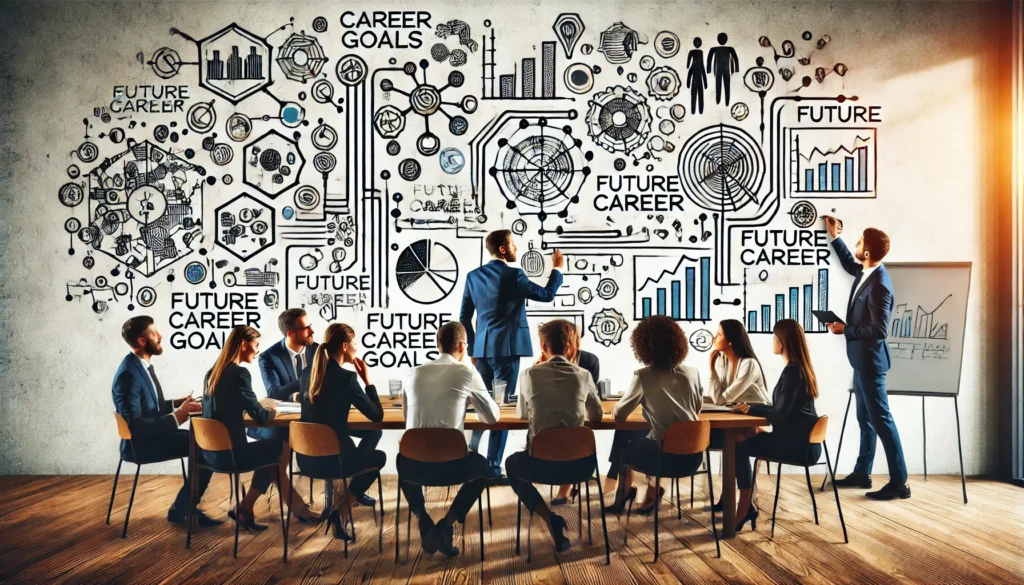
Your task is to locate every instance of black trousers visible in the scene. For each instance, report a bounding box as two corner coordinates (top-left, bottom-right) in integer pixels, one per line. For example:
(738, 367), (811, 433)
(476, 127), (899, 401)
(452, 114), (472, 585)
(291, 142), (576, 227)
(397, 452), (489, 525)
(505, 451), (594, 512)
(202, 437), (283, 493)
(128, 430), (213, 510)
(607, 430), (648, 480)
(297, 437), (386, 499)
(350, 429), (382, 450)
(622, 438), (704, 479)
(735, 432), (821, 489)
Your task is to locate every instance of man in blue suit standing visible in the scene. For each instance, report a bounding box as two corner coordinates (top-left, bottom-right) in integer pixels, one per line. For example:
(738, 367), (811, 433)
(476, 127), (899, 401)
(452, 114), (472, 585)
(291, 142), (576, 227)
(460, 229), (564, 480)
(112, 316), (222, 526)
(824, 217), (910, 500)
(258, 308), (378, 506)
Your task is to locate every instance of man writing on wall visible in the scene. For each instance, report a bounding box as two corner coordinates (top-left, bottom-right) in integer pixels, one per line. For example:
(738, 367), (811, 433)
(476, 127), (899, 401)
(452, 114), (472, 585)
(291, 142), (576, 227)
(460, 229), (564, 481)
(824, 216), (910, 500)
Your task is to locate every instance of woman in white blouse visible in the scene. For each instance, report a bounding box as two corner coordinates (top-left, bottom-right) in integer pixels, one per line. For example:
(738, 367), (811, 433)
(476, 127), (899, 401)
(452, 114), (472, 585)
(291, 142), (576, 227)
(708, 319), (769, 406)
(707, 319), (768, 511)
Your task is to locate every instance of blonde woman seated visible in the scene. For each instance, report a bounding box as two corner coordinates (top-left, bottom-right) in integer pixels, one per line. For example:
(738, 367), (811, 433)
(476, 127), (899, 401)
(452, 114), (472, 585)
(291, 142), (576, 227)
(606, 316), (704, 516)
(299, 323), (387, 540)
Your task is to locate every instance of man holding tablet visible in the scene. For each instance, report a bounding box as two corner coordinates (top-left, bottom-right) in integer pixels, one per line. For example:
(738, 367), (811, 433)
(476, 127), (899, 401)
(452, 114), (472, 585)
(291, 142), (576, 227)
(823, 216), (910, 501)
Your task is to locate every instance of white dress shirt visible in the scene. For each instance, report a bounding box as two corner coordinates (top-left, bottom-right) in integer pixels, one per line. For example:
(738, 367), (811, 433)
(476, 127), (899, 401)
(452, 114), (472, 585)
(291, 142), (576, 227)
(403, 353), (500, 431)
(516, 356), (603, 442)
(852, 265), (879, 300)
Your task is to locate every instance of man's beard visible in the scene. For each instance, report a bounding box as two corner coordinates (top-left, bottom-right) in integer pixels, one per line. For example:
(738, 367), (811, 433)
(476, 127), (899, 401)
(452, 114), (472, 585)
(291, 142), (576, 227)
(145, 338), (164, 356)
(504, 250), (517, 262)
(855, 249), (865, 261)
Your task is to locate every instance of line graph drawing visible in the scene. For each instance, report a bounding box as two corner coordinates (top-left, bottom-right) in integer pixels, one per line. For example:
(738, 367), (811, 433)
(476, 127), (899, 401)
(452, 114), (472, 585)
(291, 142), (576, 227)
(890, 294), (953, 340)
(633, 254), (711, 321)
(788, 127), (876, 198)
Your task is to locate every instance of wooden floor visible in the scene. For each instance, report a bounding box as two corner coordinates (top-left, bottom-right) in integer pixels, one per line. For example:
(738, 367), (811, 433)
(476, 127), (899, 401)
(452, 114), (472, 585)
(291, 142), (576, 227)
(0, 473), (1021, 585)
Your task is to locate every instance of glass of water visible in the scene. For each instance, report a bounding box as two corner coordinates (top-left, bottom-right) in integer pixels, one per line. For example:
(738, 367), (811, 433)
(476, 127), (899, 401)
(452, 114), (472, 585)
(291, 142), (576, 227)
(492, 379), (508, 404)
(388, 379), (403, 399)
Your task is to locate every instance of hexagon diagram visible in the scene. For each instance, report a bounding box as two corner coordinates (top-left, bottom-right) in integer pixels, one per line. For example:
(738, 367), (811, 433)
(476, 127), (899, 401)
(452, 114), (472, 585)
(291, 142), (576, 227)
(215, 193), (275, 261)
(243, 130), (304, 198)
(85, 141), (203, 276)
(199, 23), (272, 104)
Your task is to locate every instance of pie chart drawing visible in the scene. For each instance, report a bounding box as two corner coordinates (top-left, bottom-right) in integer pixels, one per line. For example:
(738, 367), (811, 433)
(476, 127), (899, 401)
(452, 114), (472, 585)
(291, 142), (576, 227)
(396, 239), (459, 305)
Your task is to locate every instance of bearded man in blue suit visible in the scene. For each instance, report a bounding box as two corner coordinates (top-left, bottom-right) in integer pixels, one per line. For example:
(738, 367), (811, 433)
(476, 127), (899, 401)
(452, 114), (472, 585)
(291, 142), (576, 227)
(824, 218), (910, 501)
(460, 230), (564, 480)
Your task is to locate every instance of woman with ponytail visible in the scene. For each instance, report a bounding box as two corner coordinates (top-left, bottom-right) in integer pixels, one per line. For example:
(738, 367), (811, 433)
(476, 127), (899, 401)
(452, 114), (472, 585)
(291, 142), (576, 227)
(298, 323), (386, 540)
(729, 319), (821, 533)
(201, 326), (318, 530)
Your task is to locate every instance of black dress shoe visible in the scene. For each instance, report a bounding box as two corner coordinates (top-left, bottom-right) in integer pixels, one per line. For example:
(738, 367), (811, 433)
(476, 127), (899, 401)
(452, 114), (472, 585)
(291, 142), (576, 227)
(833, 472), (873, 489)
(418, 516), (437, 554)
(167, 506), (224, 527)
(356, 493), (376, 507)
(427, 520), (459, 557)
(866, 482), (911, 501)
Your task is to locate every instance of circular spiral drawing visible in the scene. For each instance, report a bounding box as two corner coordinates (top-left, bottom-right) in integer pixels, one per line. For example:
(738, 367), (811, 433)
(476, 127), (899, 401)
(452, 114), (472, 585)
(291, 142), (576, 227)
(677, 124), (765, 213)
(490, 119), (589, 215)
(585, 86), (652, 154)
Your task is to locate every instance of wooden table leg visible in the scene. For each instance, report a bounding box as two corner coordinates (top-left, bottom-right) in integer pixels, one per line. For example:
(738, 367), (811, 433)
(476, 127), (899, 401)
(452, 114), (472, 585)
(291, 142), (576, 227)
(721, 428), (737, 539)
(186, 417), (197, 547)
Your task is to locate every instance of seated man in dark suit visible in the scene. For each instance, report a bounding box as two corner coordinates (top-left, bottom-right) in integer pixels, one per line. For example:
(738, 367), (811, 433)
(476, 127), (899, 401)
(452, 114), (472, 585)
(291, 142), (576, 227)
(258, 308), (378, 507)
(111, 316), (221, 526)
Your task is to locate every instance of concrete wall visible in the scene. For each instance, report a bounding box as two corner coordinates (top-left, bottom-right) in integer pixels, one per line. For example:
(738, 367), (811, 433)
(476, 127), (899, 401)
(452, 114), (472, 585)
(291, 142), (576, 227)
(0, 0), (1007, 476)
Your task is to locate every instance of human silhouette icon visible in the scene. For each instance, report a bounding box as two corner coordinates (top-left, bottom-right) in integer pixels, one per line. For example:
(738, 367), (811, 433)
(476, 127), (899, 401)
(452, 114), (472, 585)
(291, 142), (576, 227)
(707, 32), (740, 106)
(686, 37), (707, 115)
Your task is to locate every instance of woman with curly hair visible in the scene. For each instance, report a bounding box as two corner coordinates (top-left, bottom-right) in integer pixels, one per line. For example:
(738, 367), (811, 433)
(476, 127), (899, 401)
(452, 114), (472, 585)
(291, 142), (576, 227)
(606, 316), (705, 515)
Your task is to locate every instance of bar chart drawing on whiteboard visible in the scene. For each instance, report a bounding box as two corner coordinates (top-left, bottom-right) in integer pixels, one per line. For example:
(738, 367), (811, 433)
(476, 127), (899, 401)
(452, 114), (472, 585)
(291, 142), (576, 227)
(787, 127), (876, 199)
(633, 254), (711, 322)
(887, 293), (953, 361)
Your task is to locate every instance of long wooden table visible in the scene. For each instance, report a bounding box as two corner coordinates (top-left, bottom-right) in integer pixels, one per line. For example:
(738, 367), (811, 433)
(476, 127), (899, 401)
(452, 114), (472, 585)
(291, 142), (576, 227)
(187, 401), (766, 540)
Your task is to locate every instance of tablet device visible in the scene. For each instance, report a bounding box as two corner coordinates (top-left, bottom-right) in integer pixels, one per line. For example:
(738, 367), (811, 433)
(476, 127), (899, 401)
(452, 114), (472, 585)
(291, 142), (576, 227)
(812, 310), (845, 326)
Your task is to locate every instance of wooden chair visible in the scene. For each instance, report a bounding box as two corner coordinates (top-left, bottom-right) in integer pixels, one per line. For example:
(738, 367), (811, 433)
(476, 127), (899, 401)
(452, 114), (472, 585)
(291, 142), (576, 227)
(394, 428), (490, 563)
(287, 422), (384, 560)
(107, 412), (187, 539)
(516, 427), (611, 565)
(189, 417), (287, 560)
(622, 421), (720, 561)
(755, 415), (848, 542)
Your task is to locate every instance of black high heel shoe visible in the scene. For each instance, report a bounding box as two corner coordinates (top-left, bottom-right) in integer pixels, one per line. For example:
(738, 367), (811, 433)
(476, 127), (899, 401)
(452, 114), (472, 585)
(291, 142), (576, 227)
(636, 486), (666, 515)
(549, 514), (571, 553)
(228, 507), (268, 532)
(711, 497), (724, 513)
(602, 486), (637, 515)
(551, 486), (580, 507)
(292, 508), (326, 524)
(735, 505), (759, 532)
(325, 510), (353, 541)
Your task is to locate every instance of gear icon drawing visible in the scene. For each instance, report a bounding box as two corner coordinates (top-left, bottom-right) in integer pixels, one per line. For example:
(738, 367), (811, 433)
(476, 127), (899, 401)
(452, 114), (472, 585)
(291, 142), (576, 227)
(589, 308), (628, 347)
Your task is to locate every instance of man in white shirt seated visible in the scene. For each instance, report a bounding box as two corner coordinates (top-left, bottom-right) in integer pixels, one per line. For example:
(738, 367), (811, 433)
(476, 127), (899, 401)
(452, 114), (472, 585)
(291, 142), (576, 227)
(400, 322), (501, 557)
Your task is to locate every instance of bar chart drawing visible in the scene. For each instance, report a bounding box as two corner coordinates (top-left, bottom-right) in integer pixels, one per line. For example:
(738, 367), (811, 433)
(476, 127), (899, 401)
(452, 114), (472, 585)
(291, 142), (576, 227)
(788, 127), (876, 199)
(480, 26), (565, 100)
(889, 294), (953, 340)
(634, 255), (711, 322)
(744, 268), (830, 334)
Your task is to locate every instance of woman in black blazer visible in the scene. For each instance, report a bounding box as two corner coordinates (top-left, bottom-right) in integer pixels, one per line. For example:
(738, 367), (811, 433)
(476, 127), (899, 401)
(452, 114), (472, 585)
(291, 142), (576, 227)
(202, 326), (318, 530)
(299, 322), (386, 540)
(730, 319), (821, 532)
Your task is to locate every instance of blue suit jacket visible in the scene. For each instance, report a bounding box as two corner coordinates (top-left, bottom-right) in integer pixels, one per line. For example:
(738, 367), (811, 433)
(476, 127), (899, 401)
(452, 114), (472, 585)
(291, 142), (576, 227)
(251, 339), (317, 440)
(112, 353), (176, 457)
(459, 260), (563, 358)
(832, 238), (894, 373)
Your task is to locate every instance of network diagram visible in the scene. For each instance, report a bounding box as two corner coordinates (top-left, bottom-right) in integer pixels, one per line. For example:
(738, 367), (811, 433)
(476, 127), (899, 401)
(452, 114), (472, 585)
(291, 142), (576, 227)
(57, 11), (881, 354)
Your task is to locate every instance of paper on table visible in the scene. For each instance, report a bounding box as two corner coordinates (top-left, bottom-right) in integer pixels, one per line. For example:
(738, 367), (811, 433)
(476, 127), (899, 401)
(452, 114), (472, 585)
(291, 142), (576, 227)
(700, 403), (735, 412)
(274, 401), (301, 414)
